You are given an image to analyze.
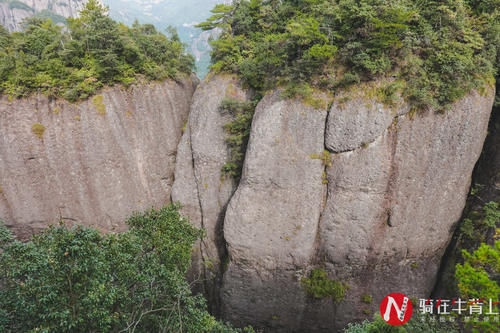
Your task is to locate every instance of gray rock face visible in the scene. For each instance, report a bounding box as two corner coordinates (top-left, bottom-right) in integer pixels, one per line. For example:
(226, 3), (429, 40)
(433, 94), (500, 298)
(0, 0), (87, 32)
(1, 66), (494, 332)
(215, 81), (494, 331)
(316, 89), (493, 329)
(0, 77), (195, 239)
(222, 90), (329, 329)
(326, 92), (404, 153)
(171, 74), (251, 307)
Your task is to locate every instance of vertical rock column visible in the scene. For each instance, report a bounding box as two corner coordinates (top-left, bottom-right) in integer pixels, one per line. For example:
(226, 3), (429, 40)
(314, 88), (494, 329)
(221, 91), (329, 330)
(217, 83), (493, 331)
(171, 75), (252, 311)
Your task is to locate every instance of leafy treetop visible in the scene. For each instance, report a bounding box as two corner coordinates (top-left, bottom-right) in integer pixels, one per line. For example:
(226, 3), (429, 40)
(0, 204), (252, 332)
(200, 0), (499, 111)
(0, 0), (194, 101)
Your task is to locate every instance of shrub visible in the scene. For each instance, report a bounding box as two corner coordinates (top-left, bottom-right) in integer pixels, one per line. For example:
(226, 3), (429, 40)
(0, 205), (245, 332)
(301, 269), (346, 303)
(343, 313), (459, 333)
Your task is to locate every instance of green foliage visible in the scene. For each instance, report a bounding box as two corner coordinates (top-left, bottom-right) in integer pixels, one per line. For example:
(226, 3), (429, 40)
(455, 241), (500, 332)
(343, 313), (459, 333)
(0, 0), (194, 101)
(220, 97), (257, 179)
(0, 205), (245, 332)
(301, 269), (346, 302)
(361, 295), (373, 304)
(200, 0), (499, 111)
(460, 201), (500, 243)
(484, 201), (500, 228)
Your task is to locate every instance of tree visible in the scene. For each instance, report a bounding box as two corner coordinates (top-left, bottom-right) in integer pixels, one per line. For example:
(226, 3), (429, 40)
(199, 0), (498, 111)
(0, 205), (244, 332)
(0, 0), (194, 101)
(455, 241), (500, 333)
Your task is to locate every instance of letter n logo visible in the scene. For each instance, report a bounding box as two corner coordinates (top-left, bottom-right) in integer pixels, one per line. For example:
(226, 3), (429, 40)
(379, 293), (413, 325)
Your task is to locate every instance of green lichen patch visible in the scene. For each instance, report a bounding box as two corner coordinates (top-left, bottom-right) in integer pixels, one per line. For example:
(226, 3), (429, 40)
(361, 294), (373, 304)
(31, 123), (46, 140)
(310, 150), (332, 167)
(92, 95), (106, 116)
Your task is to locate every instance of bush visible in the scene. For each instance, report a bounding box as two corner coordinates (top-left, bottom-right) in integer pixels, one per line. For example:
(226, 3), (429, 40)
(0, 205), (245, 332)
(301, 269), (346, 302)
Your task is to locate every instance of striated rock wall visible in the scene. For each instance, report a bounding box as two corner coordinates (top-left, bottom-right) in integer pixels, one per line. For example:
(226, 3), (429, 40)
(172, 75), (494, 331)
(171, 74), (252, 312)
(1, 67), (495, 331)
(0, 77), (196, 239)
(0, 0), (89, 32)
(433, 87), (500, 298)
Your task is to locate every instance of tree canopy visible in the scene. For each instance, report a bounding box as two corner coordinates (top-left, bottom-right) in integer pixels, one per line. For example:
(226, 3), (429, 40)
(200, 0), (499, 110)
(0, 0), (194, 101)
(0, 204), (249, 332)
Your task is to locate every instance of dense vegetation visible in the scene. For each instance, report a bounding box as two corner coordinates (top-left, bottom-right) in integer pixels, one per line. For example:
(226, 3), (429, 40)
(0, 205), (249, 332)
(455, 240), (500, 333)
(0, 0), (194, 101)
(200, 0), (499, 111)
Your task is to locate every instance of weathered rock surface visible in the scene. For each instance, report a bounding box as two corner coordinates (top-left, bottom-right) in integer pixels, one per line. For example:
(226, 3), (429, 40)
(216, 82), (494, 331)
(433, 88), (500, 298)
(315, 89), (494, 330)
(171, 74), (251, 309)
(222, 90), (329, 330)
(0, 77), (196, 239)
(1, 65), (495, 332)
(326, 92), (405, 153)
(0, 0), (87, 32)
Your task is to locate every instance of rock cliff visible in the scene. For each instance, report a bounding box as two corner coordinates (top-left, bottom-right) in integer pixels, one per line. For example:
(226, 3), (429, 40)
(0, 69), (495, 331)
(172, 75), (495, 331)
(171, 74), (252, 311)
(0, 0), (88, 32)
(0, 76), (196, 239)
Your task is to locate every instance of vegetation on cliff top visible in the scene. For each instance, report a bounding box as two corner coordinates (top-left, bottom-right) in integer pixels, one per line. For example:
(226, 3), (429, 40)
(0, 204), (252, 332)
(0, 0), (194, 101)
(200, 0), (499, 111)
